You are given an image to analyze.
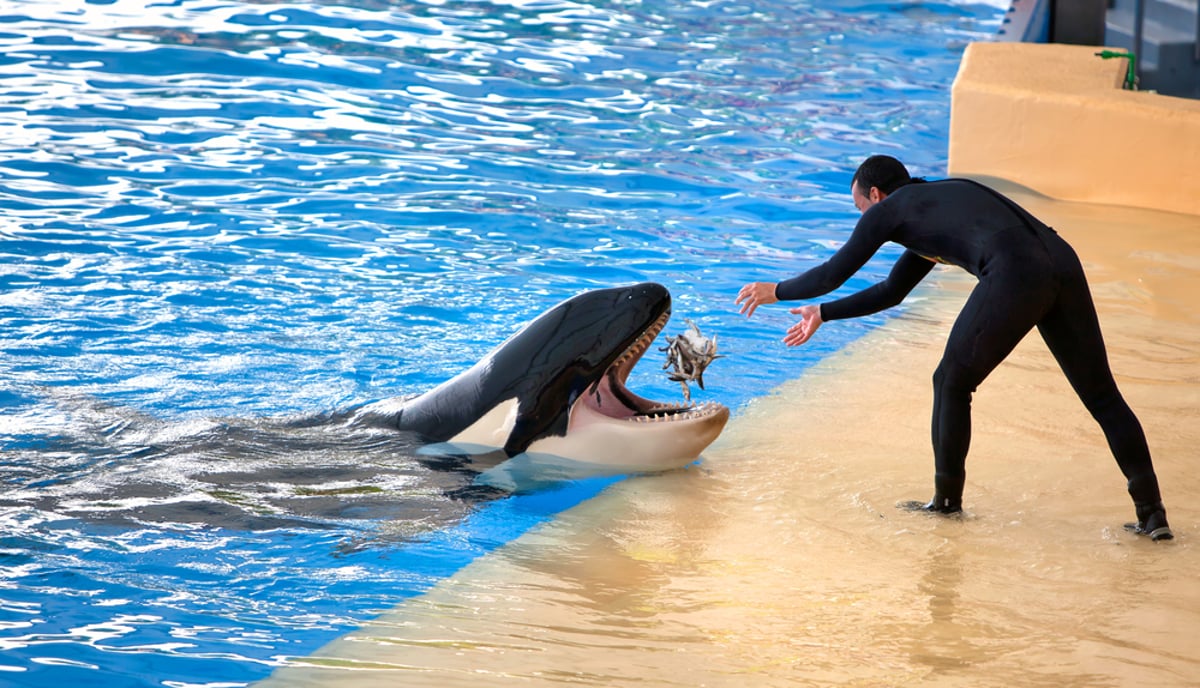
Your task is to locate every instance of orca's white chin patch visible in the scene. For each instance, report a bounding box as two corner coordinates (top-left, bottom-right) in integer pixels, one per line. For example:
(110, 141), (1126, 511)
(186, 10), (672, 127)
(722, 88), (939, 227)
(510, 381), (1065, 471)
(549, 396), (729, 471)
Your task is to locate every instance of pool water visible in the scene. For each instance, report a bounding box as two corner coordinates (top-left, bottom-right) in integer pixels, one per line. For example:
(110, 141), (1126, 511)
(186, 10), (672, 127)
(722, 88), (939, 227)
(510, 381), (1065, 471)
(0, 0), (1005, 685)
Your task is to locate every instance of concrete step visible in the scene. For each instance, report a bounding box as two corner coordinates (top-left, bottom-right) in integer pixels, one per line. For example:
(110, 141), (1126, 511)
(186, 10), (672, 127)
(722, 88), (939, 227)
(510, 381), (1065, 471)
(1105, 0), (1200, 97)
(1137, 53), (1200, 97)
(1108, 0), (1199, 30)
(1106, 10), (1196, 65)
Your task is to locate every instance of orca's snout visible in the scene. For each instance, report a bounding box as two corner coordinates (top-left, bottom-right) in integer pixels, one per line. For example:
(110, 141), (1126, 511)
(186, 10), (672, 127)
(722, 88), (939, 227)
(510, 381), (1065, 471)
(626, 282), (670, 307)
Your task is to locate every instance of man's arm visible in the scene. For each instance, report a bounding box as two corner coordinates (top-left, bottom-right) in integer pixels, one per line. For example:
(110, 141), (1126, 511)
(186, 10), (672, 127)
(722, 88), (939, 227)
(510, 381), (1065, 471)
(737, 204), (894, 318)
(819, 250), (934, 321)
(775, 205), (893, 302)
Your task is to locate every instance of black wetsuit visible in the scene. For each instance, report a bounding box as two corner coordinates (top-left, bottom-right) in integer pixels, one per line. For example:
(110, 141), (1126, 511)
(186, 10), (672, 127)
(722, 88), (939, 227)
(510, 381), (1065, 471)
(775, 178), (1161, 507)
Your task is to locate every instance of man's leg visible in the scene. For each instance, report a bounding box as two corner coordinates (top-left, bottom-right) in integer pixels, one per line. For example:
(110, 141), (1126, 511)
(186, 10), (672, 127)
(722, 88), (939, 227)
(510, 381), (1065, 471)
(1035, 242), (1172, 539)
(913, 273), (1052, 513)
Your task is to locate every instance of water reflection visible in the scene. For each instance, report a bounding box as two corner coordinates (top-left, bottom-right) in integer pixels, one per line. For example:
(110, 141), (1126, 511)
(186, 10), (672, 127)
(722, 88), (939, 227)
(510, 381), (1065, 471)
(908, 544), (972, 672)
(0, 387), (508, 536)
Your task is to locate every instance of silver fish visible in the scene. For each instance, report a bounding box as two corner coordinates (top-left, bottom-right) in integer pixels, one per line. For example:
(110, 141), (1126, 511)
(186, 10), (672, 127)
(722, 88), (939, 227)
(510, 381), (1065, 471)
(660, 319), (724, 401)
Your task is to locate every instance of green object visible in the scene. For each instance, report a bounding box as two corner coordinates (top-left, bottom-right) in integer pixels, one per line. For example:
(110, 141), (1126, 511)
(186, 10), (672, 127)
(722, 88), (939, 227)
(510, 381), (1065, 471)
(1094, 50), (1138, 90)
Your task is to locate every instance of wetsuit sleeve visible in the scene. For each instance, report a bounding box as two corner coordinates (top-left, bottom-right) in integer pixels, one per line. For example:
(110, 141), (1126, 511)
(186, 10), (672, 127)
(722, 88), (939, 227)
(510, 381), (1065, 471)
(774, 206), (893, 302)
(819, 250), (934, 321)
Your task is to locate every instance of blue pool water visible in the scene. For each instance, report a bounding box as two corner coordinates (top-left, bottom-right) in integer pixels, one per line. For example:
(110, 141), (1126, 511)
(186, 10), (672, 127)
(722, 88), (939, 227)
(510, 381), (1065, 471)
(0, 0), (1004, 685)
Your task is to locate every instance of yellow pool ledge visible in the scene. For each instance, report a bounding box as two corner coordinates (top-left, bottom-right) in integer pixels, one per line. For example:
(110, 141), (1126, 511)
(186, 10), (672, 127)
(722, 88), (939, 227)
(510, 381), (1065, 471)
(949, 42), (1200, 218)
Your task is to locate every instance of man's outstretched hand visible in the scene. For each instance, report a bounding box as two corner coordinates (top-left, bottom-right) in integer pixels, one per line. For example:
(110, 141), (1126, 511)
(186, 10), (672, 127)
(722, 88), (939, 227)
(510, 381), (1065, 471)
(783, 305), (823, 346)
(736, 281), (778, 318)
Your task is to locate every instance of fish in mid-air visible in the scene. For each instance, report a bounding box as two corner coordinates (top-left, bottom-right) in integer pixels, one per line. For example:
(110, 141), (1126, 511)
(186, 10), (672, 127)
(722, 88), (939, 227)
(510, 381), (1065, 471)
(660, 319), (724, 401)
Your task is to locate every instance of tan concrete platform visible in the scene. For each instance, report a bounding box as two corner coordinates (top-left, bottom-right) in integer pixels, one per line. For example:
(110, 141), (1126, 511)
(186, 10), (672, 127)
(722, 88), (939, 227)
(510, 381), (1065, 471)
(949, 42), (1200, 217)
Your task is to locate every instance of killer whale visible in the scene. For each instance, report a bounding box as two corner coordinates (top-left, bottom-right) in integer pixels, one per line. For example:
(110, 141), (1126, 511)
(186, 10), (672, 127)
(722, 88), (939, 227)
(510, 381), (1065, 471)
(3, 283), (727, 532)
(353, 282), (729, 482)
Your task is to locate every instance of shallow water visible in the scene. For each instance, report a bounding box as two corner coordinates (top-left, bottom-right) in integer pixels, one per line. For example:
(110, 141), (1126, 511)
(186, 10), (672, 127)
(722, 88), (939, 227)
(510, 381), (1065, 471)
(1, 0), (1010, 684)
(261, 188), (1200, 687)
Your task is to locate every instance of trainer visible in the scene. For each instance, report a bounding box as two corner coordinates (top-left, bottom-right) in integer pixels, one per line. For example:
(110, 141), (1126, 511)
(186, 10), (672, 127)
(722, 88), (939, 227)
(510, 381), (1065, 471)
(735, 155), (1172, 541)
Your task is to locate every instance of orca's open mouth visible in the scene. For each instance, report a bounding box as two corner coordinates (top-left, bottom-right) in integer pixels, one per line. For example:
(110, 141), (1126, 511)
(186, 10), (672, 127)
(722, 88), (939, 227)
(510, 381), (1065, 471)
(582, 309), (727, 423)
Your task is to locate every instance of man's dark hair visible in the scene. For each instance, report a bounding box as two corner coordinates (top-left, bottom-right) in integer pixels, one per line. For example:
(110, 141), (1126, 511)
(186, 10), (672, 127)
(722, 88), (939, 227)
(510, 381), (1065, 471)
(852, 155), (921, 195)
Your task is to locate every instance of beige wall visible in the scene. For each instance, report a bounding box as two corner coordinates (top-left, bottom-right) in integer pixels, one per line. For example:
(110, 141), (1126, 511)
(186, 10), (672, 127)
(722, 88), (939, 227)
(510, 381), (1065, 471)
(949, 42), (1200, 217)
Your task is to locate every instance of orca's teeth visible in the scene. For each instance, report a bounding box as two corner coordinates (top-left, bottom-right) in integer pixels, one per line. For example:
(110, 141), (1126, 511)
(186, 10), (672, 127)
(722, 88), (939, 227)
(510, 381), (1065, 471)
(628, 403), (720, 422)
